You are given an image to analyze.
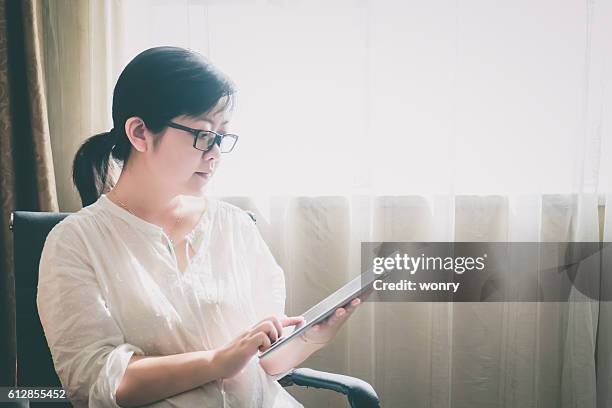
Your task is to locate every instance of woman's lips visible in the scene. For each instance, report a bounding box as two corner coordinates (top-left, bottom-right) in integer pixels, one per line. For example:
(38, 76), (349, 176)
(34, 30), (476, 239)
(195, 172), (210, 179)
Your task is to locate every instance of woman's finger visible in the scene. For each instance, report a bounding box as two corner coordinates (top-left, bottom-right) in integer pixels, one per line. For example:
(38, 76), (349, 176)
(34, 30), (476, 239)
(281, 316), (305, 327)
(261, 316), (283, 339)
(345, 298), (361, 314)
(330, 304), (359, 326)
(324, 308), (345, 326)
(319, 307), (346, 326)
(253, 320), (279, 343)
(344, 298), (360, 311)
(252, 331), (272, 352)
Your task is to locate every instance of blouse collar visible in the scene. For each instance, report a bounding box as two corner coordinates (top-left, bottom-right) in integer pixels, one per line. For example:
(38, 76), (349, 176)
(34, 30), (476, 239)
(98, 193), (215, 242)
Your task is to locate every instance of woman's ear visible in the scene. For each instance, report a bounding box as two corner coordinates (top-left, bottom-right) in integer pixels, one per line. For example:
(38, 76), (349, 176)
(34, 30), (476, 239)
(124, 117), (150, 153)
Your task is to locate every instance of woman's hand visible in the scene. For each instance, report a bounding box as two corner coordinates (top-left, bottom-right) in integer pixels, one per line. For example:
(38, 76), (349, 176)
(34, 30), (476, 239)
(300, 297), (362, 346)
(214, 315), (304, 379)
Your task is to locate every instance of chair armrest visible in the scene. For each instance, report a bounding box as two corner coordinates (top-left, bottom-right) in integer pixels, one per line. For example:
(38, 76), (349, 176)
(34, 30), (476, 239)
(279, 367), (380, 408)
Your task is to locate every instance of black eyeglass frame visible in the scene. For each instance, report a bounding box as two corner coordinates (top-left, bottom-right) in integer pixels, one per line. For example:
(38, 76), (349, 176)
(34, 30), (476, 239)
(166, 121), (239, 153)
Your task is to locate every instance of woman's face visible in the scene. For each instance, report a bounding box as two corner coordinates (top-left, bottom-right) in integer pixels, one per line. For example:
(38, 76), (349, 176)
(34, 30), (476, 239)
(148, 100), (231, 197)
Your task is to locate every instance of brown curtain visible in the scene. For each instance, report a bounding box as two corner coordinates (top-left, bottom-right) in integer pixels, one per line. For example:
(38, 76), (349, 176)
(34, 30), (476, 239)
(0, 0), (58, 386)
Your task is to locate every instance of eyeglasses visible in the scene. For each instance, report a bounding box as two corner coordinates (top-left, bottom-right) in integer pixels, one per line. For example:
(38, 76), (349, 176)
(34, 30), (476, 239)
(166, 121), (239, 153)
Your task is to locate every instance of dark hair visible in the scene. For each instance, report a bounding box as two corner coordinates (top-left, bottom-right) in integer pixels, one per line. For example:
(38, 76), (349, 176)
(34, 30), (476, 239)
(72, 46), (236, 207)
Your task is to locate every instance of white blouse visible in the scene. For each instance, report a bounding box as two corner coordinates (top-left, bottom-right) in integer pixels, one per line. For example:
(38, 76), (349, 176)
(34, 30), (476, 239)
(36, 193), (303, 408)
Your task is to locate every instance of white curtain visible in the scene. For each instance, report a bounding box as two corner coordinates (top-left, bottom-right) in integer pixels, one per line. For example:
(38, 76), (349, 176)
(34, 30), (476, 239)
(44, 0), (612, 407)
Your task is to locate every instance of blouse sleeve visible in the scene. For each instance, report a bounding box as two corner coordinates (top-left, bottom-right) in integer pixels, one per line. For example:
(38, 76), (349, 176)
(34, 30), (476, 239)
(239, 211), (288, 322)
(36, 221), (145, 408)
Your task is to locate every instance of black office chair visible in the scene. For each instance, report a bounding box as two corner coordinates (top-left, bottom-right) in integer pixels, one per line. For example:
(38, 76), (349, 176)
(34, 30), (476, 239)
(9, 210), (380, 408)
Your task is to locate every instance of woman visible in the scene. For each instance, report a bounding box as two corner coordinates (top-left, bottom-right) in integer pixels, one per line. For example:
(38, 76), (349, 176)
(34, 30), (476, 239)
(36, 46), (361, 408)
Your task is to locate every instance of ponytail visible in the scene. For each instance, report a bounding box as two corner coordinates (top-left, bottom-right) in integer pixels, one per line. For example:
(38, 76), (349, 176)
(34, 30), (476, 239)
(72, 129), (118, 207)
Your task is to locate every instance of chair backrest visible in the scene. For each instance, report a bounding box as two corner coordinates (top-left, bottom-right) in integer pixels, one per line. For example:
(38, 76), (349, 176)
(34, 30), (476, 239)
(11, 211), (70, 390)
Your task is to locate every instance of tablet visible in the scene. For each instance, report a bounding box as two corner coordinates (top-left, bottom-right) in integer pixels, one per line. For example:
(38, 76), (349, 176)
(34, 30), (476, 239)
(258, 254), (397, 360)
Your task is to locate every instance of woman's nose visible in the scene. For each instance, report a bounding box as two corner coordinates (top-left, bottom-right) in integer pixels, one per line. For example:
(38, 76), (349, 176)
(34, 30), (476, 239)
(204, 142), (221, 160)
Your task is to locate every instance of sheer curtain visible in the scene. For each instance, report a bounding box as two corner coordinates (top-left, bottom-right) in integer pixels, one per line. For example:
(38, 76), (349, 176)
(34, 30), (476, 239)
(50, 0), (612, 406)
